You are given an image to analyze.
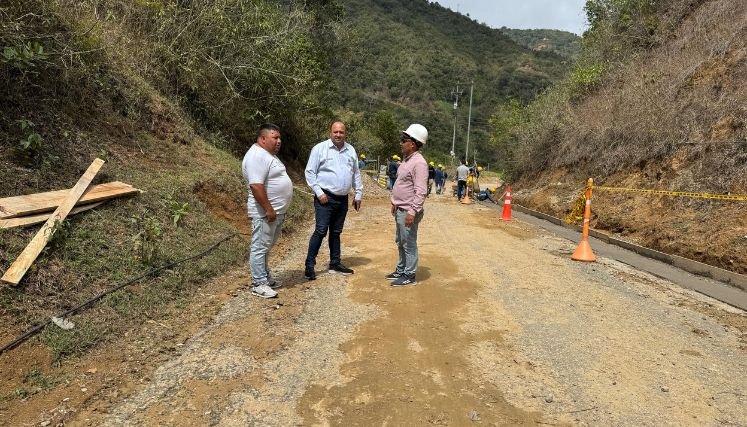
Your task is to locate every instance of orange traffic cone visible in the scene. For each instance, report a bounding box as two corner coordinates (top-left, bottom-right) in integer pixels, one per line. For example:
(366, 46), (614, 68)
(500, 184), (513, 221)
(461, 184), (472, 204)
(571, 178), (596, 262)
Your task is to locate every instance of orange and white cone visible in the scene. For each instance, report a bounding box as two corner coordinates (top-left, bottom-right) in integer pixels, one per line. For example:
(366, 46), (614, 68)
(571, 178), (596, 262)
(500, 184), (513, 221)
(461, 184), (472, 205)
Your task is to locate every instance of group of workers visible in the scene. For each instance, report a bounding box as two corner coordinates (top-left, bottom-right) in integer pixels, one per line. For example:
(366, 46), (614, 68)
(242, 121), (430, 298)
(455, 160), (496, 201)
(387, 156), (448, 196)
(385, 155), (499, 204)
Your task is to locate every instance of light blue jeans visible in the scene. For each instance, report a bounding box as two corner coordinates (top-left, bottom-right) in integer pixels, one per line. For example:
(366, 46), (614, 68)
(249, 214), (285, 286)
(394, 208), (424, 276)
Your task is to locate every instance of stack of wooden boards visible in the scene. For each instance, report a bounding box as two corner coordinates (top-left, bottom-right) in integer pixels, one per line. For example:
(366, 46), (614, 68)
(1, 159), (142, 285)
(0, 181), (141, 229)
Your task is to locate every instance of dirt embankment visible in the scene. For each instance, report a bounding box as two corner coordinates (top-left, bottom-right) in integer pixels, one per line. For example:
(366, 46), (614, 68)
(510, 0), (747, 275)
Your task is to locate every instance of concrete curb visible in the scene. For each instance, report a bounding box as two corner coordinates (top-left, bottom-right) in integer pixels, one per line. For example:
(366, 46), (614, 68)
(511, 203), (747, 293)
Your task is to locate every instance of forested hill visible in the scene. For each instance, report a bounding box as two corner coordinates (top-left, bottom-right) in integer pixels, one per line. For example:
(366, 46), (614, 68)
(499, 28), (581, 59)
(332, 0), (573, 165)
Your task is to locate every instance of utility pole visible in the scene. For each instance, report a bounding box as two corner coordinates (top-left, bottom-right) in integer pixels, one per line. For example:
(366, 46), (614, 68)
(450, 84), (463, 164)
(464, 80), (473, 165)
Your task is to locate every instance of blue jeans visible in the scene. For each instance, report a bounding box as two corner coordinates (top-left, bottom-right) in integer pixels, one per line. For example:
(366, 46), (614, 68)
(457, 180), (466, 199)
(249, 214), (285, 286)
(305, 192), (348, 268)
(394, 208), (424, 276)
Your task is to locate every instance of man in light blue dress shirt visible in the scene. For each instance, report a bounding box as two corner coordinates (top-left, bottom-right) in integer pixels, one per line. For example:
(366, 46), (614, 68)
(304, 121), (363, 280)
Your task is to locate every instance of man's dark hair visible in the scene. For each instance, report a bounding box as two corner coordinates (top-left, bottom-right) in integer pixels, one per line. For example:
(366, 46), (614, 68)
(257, 122), (280, 138)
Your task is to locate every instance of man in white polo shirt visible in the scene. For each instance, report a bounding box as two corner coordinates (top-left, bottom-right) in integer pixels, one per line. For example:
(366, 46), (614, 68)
(242, 123), (293, 298)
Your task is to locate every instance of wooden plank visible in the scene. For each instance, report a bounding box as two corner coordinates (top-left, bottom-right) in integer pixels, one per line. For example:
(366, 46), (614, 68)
(0, 202), (105, 230)
(0, 181), (139, 219)
(2, 158), (105, 286)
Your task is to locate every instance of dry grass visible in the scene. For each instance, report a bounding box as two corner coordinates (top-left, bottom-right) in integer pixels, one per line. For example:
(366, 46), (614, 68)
(509, 0), (747, 274)
(519, 0), (746, 191)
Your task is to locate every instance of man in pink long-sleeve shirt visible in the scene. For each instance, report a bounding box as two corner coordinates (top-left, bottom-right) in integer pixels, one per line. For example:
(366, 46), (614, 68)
(387, 124), (429, 287)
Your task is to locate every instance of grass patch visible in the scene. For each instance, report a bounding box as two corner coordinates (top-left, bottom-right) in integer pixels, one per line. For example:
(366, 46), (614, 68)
(0, 368), (65, 402)
(24, 368), (63, 391)
(1, 127), (253, 361)
(479, 171), (503, 179)
(40, 319), (101, 363)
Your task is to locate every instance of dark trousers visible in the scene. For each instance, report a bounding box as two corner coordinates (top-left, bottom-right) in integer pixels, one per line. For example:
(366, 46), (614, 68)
(305, 191), (349, 268)
(457, 180), (467, 199)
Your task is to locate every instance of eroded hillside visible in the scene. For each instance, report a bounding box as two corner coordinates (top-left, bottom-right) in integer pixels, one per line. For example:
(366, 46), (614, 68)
(510, 0), (747, 274)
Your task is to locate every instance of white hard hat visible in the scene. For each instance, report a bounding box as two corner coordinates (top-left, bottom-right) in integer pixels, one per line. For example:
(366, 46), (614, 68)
(402, 124), (428, 145)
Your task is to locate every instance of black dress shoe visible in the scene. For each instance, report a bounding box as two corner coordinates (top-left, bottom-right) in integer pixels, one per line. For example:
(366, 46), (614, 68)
(304, 268), (316, 280)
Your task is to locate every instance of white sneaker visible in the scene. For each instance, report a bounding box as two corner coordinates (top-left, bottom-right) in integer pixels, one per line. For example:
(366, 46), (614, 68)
(251, 284), (278, 298)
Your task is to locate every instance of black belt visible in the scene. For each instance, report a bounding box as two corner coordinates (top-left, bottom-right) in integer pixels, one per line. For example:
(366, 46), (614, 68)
(321, 189), (348, 200)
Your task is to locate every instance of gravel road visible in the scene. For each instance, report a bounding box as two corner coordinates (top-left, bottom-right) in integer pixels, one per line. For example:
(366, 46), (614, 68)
(88, 189), (746, 426)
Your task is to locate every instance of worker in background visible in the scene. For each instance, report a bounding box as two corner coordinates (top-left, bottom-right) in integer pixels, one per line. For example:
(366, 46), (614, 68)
(456, 159), (469, 200)
(387, 155), (400, 190)
(478, 187), (500, 204)
(427, 161), (435, 197)
(466, 168), (475, 199)
(358, 153), (367, 171)
(473, 166), (483, 193)
(434, 163), (445, 194)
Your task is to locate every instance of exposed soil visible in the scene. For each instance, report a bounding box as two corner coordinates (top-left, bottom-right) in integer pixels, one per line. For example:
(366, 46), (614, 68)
(194, 181), (251, 235)
(1, 185), (745, 426)
(512, 169), (747, 275)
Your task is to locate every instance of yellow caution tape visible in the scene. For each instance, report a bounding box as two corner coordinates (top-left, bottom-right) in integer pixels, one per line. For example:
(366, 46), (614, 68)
(595, 186), (747, 201)
(565, 191), (587, 224)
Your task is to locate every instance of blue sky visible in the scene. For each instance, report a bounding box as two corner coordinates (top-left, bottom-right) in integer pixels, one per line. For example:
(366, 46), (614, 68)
(434, 0), (588, 35)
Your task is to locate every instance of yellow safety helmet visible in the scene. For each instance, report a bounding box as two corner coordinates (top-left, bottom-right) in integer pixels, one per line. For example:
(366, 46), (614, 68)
(392, 155), (401, 161)
(489, 187), (496, 192)
(360, 154), (366, 159)
(477, 166), (483, 171)
(438, 164), (443, 168)
(429, 161), (435, 166)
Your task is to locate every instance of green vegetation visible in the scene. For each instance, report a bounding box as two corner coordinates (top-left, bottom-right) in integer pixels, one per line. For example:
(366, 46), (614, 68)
(332, 0), (573, 168)
(582, 0), (659, 64)
(2, 368), (65, 402)
(0, 0), (646, 370)
(23, 368), (60, 390)
(500, 28), (582, 59)
(487, 0), (740, 181)
(40, 319), (101, 363)
(0, 0), (336, 366)
(487, 99), (527, 168)
(16, 119), (45, 162)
